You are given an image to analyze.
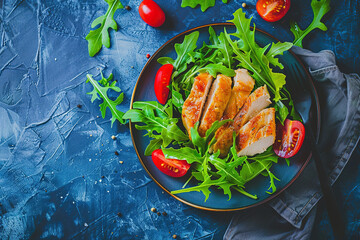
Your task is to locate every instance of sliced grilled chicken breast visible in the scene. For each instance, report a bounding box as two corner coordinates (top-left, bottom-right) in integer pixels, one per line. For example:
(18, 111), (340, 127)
(237, 108), (276, 156)
(233, 85), (271, 132)
(182, 73), (213, 138)
(211, 69), (255, 156)
(222, 69), (255, 120)
(198, 74), (232, 137)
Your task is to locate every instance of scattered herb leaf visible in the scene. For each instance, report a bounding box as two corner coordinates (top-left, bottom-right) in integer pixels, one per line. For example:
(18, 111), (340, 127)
(291, 0), (331, 48)
(86, 0), (124, 57)
(86, 72), (125, 126)
(181, 0), (228, 12)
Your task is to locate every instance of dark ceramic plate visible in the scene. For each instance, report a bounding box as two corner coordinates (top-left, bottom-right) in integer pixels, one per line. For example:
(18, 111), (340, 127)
(130, 23), (320, 211)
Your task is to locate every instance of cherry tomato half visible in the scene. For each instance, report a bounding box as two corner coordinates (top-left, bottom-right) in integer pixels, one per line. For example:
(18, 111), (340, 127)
(274, 119), (305, 158)
(154, 64), (173, 104)
(256, 0), (291, 22)
(151, 149), (191, 178)
(139, 0), (165, 27)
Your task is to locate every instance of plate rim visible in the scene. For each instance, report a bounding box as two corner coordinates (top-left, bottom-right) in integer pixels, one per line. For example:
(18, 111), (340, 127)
(129, 22), (321, 211)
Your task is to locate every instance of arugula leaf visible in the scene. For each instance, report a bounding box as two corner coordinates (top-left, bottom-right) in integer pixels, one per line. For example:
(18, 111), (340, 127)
(123, 101), (189, 155)
(291, 0), (331, 48)
(171, 88), (185, 113)
(208, 152), (246, 186)
(86, 0), (124, 57)
(190, 120), (231, 156)
(145, 138), (163, 156)
(181, 0), (228, 12)
(265, 41), (294, 69)
(199, 64), (235, 78)
(163, 147), (203, 164)
(158, 31), (200, 77)
(171, 175), (227, 201)
(227, 8), (293, 102)
(86, 73), (125, 126)
(275, 100), (289, 125)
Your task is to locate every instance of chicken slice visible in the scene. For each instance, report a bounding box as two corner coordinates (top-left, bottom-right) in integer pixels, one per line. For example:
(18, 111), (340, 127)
(222, 69), (255, 120)
(233, 85), (271, 132)
(198, 74), (232, 137)
(182, 73), (213, 138)
(211, 69), (255, 156)
(237, 108), (276, 156)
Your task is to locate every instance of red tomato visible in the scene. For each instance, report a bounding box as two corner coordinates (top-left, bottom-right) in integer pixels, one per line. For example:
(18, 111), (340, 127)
(274, 119), (305, 158)
(256, 0), (291, 22)
(139, 0), (165, 27)
(151, 149), (191, 177)
(154, 64), (173, 104)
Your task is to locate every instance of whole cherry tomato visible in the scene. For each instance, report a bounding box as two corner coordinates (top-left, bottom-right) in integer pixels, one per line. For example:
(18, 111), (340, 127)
(151, 149), (191, 178)
(256, 0), (291, 22)
(139, 0), (165, 27)
(274, 119), (305, 158)
(154, 64), (173, 104)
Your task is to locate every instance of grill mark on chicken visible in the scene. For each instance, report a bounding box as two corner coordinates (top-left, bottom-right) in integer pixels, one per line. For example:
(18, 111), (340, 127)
(198, 74), (232, 137)
(211, 69), (255, 156)
(233, 85), (271, 133)
(237, 108), (276, 156)
(182, 73), (213, 139)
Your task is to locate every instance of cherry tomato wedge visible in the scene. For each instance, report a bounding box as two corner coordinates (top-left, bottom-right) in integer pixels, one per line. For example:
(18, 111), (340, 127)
(139, 0), (165, 27)
(274, 119), (305, 158)
(256, 0), (291, 22)
(154, 64), (173, 104)
(151, 149), (190, 178)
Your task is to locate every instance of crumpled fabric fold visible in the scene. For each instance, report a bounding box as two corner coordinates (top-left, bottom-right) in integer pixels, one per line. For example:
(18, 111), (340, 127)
(224, 46), (360, 239)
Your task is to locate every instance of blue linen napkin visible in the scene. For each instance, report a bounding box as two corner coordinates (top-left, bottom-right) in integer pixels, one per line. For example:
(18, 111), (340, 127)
(224, 46), (360, 239)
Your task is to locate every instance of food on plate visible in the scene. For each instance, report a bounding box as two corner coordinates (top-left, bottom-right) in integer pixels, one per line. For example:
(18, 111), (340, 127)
(198, 74), (232, 137)
(212, 84), (271, 156)
(274, 119), (305, 158)
(256, 0), (291, 22)
(126, 8), (305, 202)
(152, 149), (190, 177)
(237, 108), (276, 156)
(139, 0), (166, 27)
(211, 69), (255, 156)
(182, 73), (213, 138)
(154, 64), (174, 104)
(222, 69), (256, 120)
(233, 85), (272, 131)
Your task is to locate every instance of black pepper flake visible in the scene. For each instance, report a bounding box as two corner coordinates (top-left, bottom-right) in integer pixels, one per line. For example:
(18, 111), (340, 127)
(117, 212), (122, 217)
(82, 175), (85, 178)
(77, 104), (82, 108)
(162, 211), (167, 216)
(101, 176), (105, 179)
(125, 5), (131, 10)
(115, 151), (119, 156)
(157, 212), (161, 216)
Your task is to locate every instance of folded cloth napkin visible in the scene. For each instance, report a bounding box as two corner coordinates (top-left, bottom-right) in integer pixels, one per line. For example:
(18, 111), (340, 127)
(223, 46), (360, 240)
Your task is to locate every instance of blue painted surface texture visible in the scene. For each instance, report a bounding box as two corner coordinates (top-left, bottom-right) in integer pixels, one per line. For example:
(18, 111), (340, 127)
(0, 0), (359, 239)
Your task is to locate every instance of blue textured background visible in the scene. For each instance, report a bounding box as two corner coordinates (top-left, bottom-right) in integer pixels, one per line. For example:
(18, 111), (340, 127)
(0, 0), (359, 239)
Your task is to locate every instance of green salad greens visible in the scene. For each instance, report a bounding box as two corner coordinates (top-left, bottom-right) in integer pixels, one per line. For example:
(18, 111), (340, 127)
(181, 0), (229, 12)
(291, 0), (331, 48)
(86, 0), (124, 57)
(124, 9), (295, 201)
(86, 72), (125, 126)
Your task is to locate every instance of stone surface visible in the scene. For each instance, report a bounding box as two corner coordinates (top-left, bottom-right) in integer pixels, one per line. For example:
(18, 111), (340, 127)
(0, 0), (359, 239)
